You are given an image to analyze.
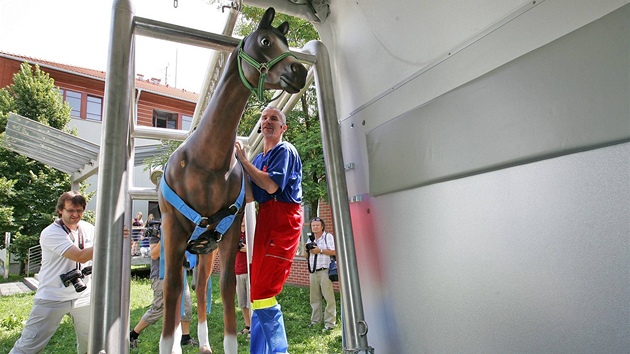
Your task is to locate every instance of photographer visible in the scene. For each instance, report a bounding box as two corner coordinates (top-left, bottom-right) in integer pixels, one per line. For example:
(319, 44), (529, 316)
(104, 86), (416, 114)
(11, 191), (95, 354)
(305, 217), (337, 331)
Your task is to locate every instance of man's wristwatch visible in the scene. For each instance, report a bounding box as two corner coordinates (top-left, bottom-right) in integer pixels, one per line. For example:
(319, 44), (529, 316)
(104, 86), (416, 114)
(320, 249), (323, 254)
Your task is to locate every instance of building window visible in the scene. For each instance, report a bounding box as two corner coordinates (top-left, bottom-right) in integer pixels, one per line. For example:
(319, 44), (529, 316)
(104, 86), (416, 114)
(182, 115), (192, 131)
(86, 95), (103, 121)
(63, 89), (82, 117)
(59, 88), (103, 121)
(153, 109), (178, 129)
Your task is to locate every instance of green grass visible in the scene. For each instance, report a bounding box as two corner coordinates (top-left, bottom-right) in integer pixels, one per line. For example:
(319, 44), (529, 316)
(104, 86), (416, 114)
(0, 270), (342, 353)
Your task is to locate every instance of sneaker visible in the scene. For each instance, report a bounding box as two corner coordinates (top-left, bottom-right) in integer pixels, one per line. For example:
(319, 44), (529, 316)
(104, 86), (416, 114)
(308, 322), (320, 328)
(238, 326), (250, 335)
(129, 337), (138, 349)
(181, 337), (198, 346)
(323, 326), (334, 332)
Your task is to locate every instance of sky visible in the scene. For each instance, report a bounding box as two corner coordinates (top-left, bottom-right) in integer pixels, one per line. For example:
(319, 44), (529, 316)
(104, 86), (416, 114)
(0, 0), (232, 93)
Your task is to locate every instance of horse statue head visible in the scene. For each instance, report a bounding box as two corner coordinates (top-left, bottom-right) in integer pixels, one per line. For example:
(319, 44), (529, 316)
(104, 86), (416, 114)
(237, 7), (308, 100)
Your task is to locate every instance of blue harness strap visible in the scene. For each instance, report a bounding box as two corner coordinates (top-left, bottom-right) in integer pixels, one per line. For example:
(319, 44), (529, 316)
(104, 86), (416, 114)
(158, 170), (246, 274)
(159, 171), (246, 239)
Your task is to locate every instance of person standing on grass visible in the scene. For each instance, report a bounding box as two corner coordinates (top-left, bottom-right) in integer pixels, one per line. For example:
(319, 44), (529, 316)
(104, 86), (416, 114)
(129, 220), (197, 349)
(305, 217), (337, 331)
(11, 191), (102, 354)
(235, 106), (303, 354)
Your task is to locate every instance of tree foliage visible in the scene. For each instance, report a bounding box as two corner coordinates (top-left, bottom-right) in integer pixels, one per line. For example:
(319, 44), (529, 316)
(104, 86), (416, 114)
(0, 62), (91, 273)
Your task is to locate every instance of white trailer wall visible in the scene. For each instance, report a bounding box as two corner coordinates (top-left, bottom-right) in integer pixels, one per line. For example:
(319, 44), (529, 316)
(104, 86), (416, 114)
(315, 0), (630, 352)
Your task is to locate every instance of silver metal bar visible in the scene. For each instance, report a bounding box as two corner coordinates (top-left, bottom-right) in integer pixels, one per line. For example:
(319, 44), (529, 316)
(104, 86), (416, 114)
(89, 0), (134, 352)
(120, 111), (134, 354)
(131, 125), (189, 141)
(121, 99), (137, 353)
(134, 16), (241, 52)
(128, 187), (159, 200)
(302, 40), (374, 353)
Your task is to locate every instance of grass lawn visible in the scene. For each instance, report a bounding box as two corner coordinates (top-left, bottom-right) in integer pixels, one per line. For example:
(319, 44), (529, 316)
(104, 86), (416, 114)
(0, 268), (342, 353)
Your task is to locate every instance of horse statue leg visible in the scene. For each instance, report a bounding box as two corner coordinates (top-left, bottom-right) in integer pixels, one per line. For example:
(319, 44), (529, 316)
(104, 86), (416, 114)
(195, 249), (218, 354)
(159, 212), (187, 354)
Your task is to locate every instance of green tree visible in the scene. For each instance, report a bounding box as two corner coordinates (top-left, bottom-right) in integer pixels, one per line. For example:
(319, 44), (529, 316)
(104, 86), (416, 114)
(0, 62), (91, 274)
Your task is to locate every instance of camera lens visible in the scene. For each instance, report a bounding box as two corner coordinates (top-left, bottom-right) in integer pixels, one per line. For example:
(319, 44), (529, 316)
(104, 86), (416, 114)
(60, 269), (88, 292)
(72, 278), (87, 292)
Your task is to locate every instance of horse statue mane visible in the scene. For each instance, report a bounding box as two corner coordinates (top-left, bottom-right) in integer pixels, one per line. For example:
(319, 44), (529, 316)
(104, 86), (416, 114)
(156, 7), (307, 354)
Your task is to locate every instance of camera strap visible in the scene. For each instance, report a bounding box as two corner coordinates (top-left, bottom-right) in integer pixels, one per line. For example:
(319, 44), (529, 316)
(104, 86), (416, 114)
(307, 232), (330, 274)
(323, 233), (335, 262)
(57, 219), (84, 270)
(308, 253), (317, 274)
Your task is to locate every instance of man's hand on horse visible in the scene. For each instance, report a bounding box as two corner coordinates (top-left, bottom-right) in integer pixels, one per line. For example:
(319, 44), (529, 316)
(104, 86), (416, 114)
(235, 141), (247, 161)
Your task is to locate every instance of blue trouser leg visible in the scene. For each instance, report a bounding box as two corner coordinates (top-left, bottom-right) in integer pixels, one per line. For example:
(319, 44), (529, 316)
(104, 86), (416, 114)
(250, 304), (288, 354)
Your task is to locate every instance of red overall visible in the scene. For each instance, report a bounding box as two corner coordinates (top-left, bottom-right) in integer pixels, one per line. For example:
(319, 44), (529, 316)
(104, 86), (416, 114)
(250, 199), (303, 301)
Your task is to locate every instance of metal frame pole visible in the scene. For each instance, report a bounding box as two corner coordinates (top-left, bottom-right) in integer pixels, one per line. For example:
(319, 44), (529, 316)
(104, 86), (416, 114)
(89, 0), (134, 352)
(302, 40), (374, 353)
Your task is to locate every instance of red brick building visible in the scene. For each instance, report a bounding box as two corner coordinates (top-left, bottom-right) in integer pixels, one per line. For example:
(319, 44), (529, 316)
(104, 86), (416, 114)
(0, 52), (198, 128)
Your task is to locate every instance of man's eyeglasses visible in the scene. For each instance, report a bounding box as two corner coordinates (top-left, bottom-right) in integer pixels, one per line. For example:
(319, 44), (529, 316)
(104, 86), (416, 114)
(64, 208), (84, 215)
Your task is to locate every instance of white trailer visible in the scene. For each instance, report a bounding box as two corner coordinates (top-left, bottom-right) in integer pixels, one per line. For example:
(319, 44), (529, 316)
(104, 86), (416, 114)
(304, 0), (630, 352)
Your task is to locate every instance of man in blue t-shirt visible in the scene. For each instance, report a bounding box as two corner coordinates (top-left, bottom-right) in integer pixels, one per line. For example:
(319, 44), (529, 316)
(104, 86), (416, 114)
(236, 106), (303, 354)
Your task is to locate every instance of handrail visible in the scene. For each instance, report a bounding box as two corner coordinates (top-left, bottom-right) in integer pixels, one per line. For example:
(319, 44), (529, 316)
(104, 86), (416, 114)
(26, 244), (42, 277)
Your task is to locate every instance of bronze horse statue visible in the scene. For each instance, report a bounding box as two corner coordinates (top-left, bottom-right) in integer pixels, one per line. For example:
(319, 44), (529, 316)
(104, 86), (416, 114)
(157, 7), (307, 354)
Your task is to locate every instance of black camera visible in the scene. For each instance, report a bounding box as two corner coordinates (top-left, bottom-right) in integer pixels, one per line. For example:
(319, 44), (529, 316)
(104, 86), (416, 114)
(143, 220), (162, 238)
(305, 242), (317, 251)
(60, 266), (92, 293)
(238, 241), (245, 250)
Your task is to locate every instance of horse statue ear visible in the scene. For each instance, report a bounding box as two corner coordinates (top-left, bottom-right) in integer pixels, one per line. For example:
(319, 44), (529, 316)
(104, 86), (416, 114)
(259, 7), (276, 29)
(277, 22), (289, 36)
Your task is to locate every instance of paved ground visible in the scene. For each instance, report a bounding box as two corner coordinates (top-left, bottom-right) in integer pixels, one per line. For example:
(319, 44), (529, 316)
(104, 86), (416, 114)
(0, 277), (38, 296)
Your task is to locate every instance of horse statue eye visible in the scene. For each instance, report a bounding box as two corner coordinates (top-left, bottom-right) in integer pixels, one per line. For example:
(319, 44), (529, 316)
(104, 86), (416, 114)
(260, 37), (271, 46)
